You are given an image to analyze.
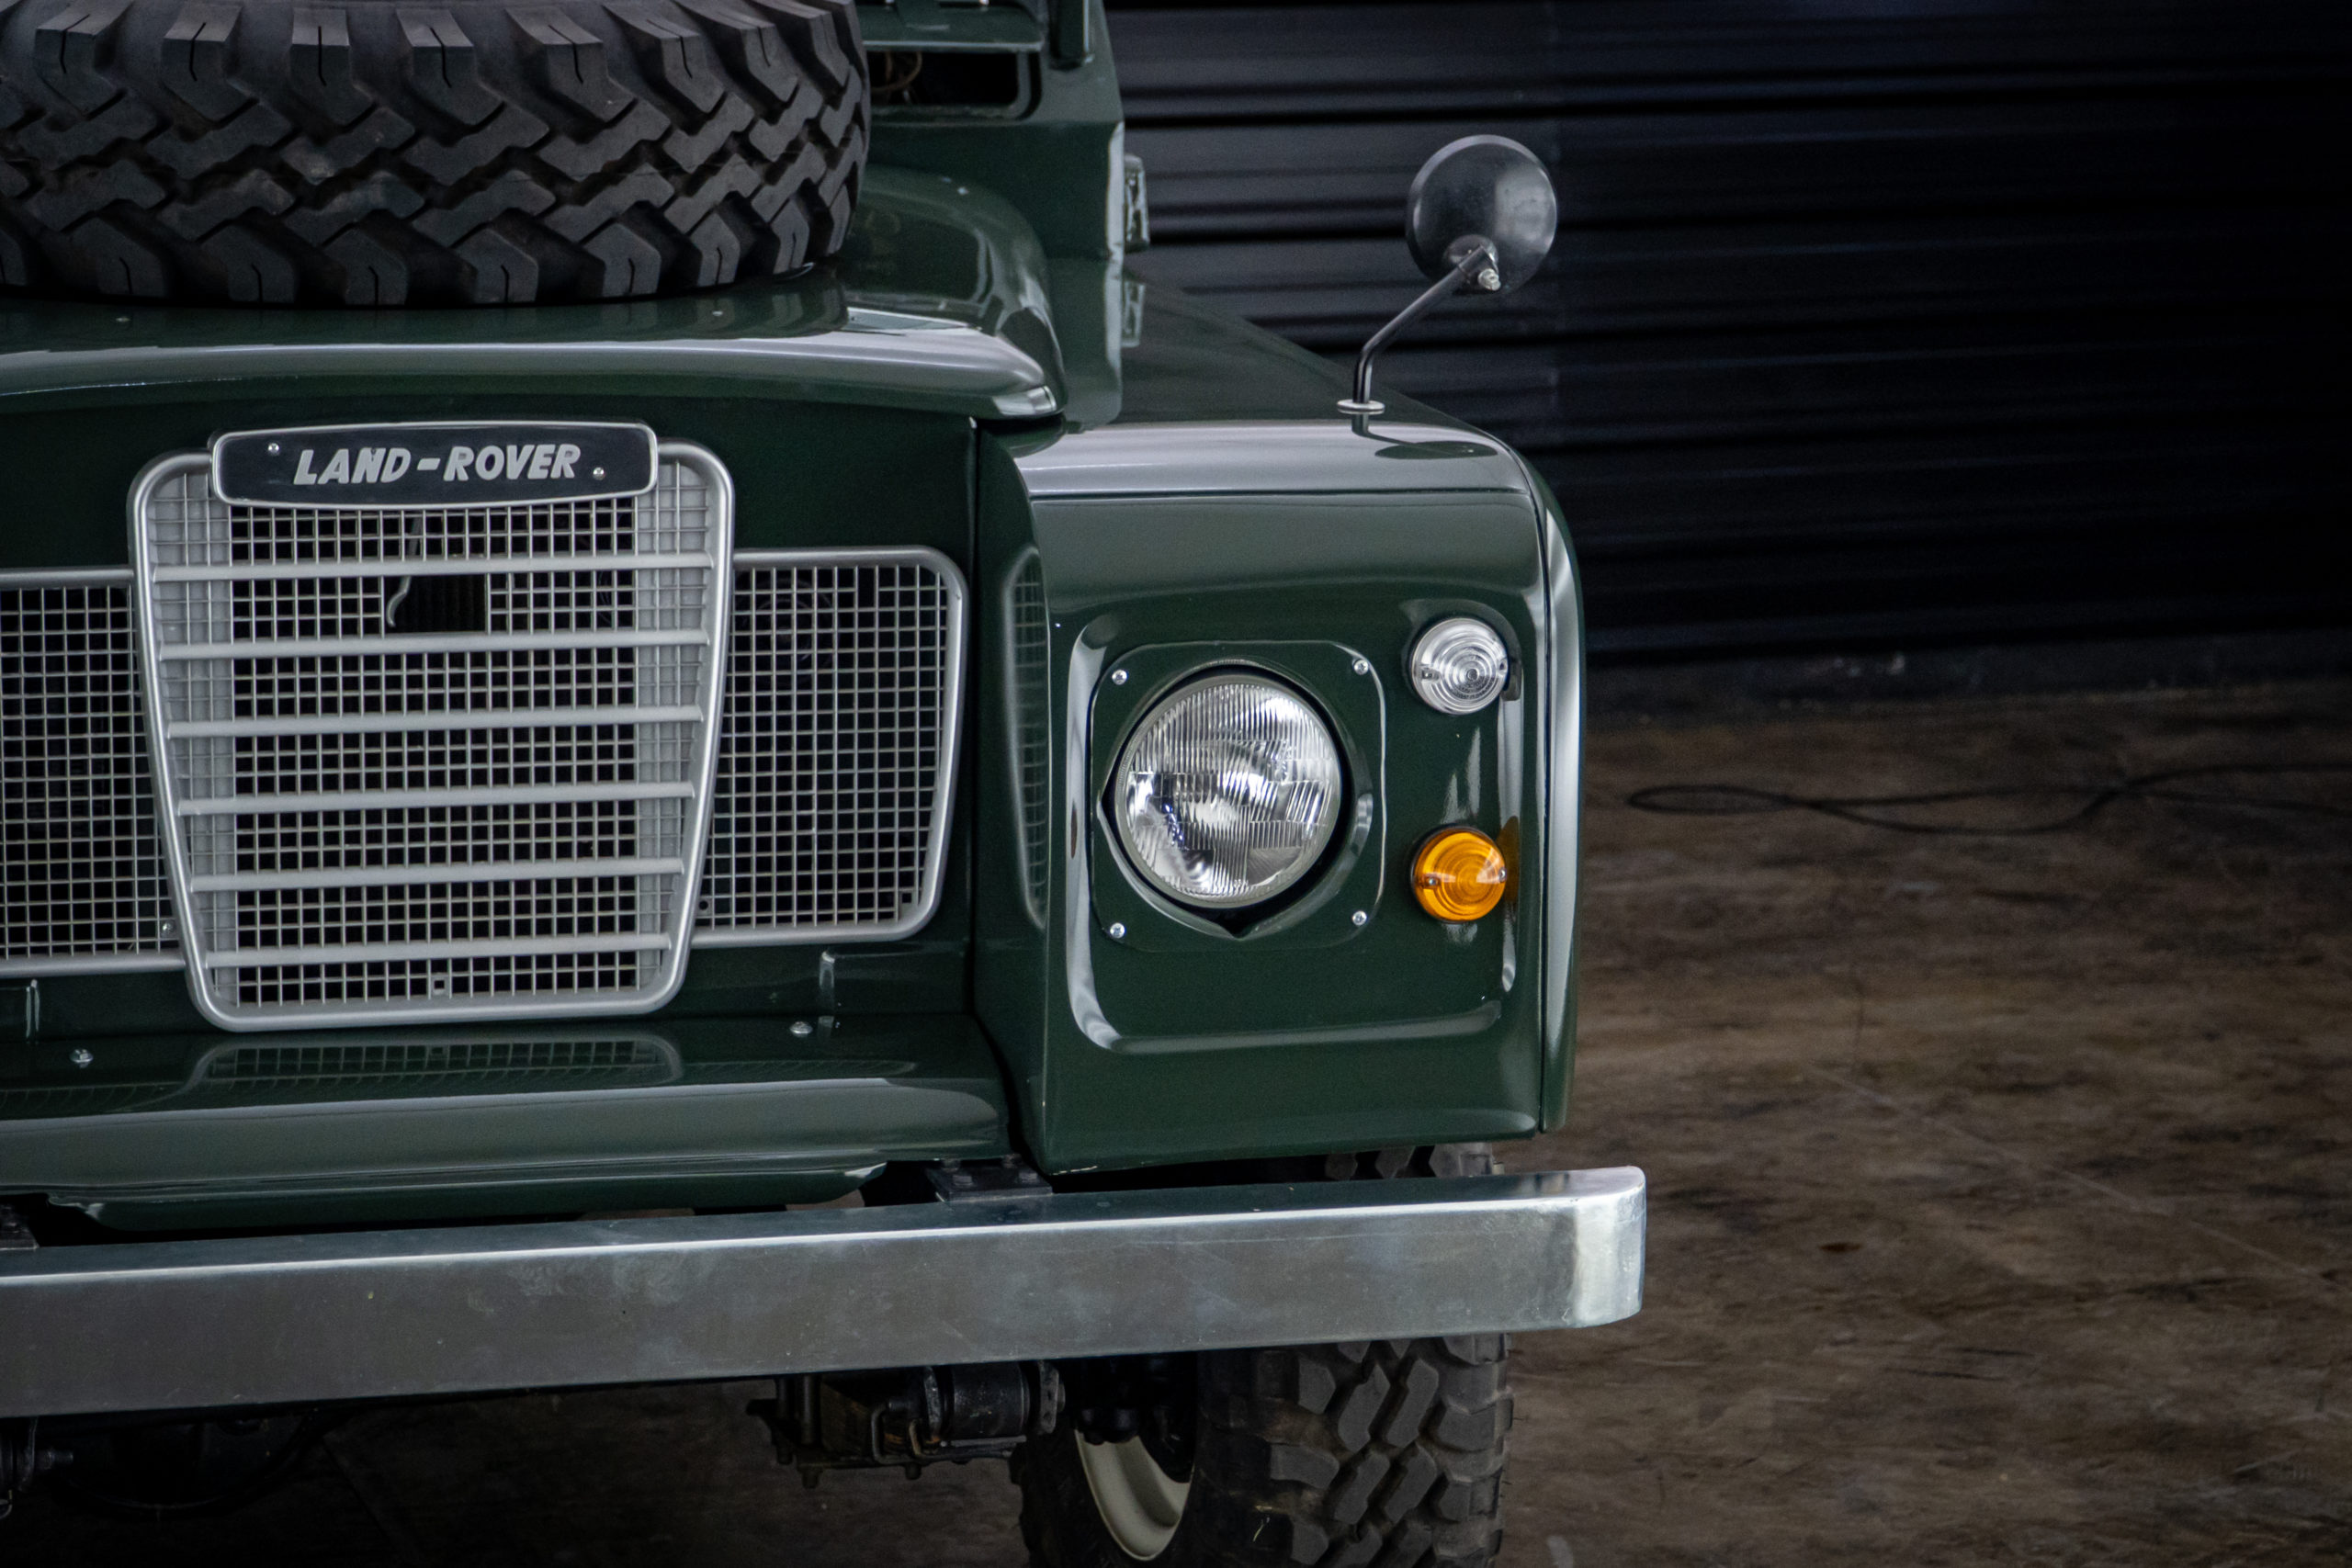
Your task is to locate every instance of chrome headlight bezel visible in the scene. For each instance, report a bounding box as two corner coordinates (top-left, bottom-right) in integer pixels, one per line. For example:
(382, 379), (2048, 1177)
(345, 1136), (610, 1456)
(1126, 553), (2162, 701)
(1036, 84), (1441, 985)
(1108, 670), (1347, 912)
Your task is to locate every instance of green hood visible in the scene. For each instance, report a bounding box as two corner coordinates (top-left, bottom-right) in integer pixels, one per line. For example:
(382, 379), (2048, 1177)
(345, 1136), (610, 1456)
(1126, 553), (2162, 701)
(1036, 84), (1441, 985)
(0, 167), (1069, 423)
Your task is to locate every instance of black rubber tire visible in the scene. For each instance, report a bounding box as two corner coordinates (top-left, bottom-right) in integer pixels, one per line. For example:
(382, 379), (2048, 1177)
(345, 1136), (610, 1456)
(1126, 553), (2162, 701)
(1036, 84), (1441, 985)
(1017, 1145), (1511, 1568)
(1018, 1337), (1513, 1568)
(0, 0), (866, 304)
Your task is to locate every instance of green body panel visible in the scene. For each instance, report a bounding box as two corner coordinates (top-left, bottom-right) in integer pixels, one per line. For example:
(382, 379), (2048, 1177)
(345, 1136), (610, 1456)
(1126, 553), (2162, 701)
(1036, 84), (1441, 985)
(0, 170), (1065, 424)
(976, 477), (1555, 1173)
(972, 284), (1582, 1174)
(860, 0), (1130, 424)
(1524, 465), (1586, 1134)
(0, 5), (1586, 1216)
(0, 1017), (1009, 1228)
(865, 1), (1126, 263)
(0, 396), (970, 570)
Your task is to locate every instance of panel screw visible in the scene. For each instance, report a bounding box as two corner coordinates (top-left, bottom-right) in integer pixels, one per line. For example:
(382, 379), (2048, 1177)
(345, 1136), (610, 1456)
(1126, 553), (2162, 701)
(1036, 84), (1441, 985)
(266, 443), (281, 455)
(1107, 921), (1126, 940)
(1351, 657), (1371, 676)
(1110, 670), (1128, 685)
(70, 1048), (93, 1067)
(1351, 909), (1369, 927)
(789, 1020), (814, 1038)
(593, 467), (606, 479)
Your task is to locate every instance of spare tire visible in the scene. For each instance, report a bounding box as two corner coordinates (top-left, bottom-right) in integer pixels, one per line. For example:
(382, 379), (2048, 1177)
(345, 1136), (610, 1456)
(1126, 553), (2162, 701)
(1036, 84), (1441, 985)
(0, 0), (867, 304)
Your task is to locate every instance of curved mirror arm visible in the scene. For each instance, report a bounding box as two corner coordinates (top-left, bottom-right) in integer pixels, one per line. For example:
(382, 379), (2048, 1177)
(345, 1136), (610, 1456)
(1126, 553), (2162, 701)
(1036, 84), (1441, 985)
(1337, 238), (1500, 417)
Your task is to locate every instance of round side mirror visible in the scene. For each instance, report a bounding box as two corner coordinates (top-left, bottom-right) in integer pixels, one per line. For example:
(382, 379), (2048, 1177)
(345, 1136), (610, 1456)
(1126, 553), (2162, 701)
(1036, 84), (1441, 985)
(1406, 136), (1558, 295)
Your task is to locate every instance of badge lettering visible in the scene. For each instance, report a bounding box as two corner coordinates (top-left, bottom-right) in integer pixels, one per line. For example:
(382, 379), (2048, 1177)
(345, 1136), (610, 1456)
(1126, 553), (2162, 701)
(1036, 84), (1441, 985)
(215, 423), (652, 506)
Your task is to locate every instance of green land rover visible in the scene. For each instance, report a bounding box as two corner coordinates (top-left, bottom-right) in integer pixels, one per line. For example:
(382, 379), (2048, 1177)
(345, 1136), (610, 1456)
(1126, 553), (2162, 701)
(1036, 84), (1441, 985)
(0, 2), (1644, 1560)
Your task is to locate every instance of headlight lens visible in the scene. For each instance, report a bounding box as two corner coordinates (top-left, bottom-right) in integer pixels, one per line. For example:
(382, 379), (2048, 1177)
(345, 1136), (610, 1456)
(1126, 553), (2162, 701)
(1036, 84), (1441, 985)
(1410, 617), (1510, 715)
(1114, 673), (1344, 910)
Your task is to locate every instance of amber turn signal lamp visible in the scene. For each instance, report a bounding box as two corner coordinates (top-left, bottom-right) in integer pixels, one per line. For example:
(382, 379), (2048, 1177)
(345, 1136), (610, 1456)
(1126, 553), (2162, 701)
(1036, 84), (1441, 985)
(1411, 828), (1509, 921)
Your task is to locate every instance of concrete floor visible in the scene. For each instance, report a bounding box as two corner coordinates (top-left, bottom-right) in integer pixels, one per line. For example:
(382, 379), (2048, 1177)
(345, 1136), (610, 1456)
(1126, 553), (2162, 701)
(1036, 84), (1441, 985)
(10, 678), (2349, 1565)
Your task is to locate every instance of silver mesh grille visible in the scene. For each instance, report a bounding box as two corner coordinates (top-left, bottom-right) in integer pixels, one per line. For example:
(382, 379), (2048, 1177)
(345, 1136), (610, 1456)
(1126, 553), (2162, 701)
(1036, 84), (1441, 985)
(0, 573), (176, 971)
(695, 549), (966, 944)
(132, 448), (731, 1030)
(1, 491), (966, 998)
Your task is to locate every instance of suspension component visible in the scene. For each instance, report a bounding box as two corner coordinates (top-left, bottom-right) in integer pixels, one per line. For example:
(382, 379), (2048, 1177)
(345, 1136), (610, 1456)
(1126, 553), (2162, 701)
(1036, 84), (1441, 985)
(748, 1361), (1063, 1486)
(0, 1418), (68, 1518)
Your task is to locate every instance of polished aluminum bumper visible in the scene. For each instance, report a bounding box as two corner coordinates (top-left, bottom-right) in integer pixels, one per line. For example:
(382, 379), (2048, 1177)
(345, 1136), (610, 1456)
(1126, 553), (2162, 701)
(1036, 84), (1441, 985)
(0, 1168), (1645, 1418)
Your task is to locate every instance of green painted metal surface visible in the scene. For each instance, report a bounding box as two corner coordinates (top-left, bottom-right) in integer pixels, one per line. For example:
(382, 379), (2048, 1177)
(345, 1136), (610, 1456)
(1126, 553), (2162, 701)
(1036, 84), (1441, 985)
(0, 169), (1065, 425)
(866, 1), (1127, 263)
(0, 0), (1586, 1213)
(978, 266), (1577, 1170)
(0, 1016), (1009, 1229)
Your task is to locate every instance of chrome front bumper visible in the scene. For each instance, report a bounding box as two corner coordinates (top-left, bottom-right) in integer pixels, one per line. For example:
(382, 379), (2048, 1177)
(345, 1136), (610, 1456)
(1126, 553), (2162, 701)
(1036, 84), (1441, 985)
(0, 1168), (1645, 1418)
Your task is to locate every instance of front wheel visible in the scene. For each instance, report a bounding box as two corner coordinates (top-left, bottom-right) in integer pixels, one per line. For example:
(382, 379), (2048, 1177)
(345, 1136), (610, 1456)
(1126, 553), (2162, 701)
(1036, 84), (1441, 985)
(1016, 1337), (1512, 1568)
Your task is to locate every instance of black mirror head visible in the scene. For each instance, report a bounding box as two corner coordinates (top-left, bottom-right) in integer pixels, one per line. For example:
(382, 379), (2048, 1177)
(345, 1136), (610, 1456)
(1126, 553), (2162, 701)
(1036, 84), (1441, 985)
(1406, 136), (1558, 296)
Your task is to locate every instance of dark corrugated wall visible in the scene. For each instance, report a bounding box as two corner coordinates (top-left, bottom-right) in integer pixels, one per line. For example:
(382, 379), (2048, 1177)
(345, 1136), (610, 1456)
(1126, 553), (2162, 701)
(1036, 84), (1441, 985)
(1106, 1), (2349, 658)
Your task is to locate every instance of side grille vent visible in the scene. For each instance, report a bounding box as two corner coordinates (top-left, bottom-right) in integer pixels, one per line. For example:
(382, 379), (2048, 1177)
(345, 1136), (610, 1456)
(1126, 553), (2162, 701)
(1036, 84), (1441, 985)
(0, 574), (175, 970)
(696, 549), (966, 943)
(194, 1036), (682, 1097)
(1004, 548), (1051, 930)
(131, 450), (731, 1030)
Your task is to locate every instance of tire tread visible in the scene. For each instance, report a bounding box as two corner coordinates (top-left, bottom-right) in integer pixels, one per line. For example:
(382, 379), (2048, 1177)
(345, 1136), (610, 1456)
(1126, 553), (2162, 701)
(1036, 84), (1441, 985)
(0, 0), (865, 301)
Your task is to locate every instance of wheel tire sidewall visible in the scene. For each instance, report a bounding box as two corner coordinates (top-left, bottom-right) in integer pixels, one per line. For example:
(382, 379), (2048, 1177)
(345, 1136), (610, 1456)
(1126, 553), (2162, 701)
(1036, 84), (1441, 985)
(1021, 1421), (1209, 1568)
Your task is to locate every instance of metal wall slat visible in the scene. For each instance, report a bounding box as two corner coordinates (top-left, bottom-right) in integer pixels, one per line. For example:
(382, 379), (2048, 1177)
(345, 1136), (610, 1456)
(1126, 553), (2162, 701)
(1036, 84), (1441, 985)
(1109, 0), (2352, 656)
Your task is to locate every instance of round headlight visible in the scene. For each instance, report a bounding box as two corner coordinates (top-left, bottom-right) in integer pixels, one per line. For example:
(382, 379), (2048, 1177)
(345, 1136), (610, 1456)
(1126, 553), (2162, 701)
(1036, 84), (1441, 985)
(1410, 617), (1510, 715)
(1114, 673), (1344, 910)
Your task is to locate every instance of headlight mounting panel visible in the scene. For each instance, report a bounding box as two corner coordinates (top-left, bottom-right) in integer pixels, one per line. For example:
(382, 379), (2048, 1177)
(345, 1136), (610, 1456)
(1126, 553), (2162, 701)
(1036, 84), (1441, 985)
(1088, 641), (1387, 951)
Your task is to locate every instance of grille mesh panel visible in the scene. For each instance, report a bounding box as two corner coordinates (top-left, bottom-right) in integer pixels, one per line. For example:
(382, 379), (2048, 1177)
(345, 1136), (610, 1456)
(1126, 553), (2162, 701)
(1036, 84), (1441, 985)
(697, 552), (964, 942)
(181, 496), (638, 566)
(4, 495), (962, 992)
(135, 451), (729, 1028)
(229, 951), (645, 1010)
(0, 575), (175, 968)
(231, 801), (645, 874)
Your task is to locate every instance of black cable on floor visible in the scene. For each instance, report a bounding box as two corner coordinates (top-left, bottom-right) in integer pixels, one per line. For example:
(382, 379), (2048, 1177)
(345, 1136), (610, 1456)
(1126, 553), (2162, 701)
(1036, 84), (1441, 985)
(1625, 762), (2352, 837)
